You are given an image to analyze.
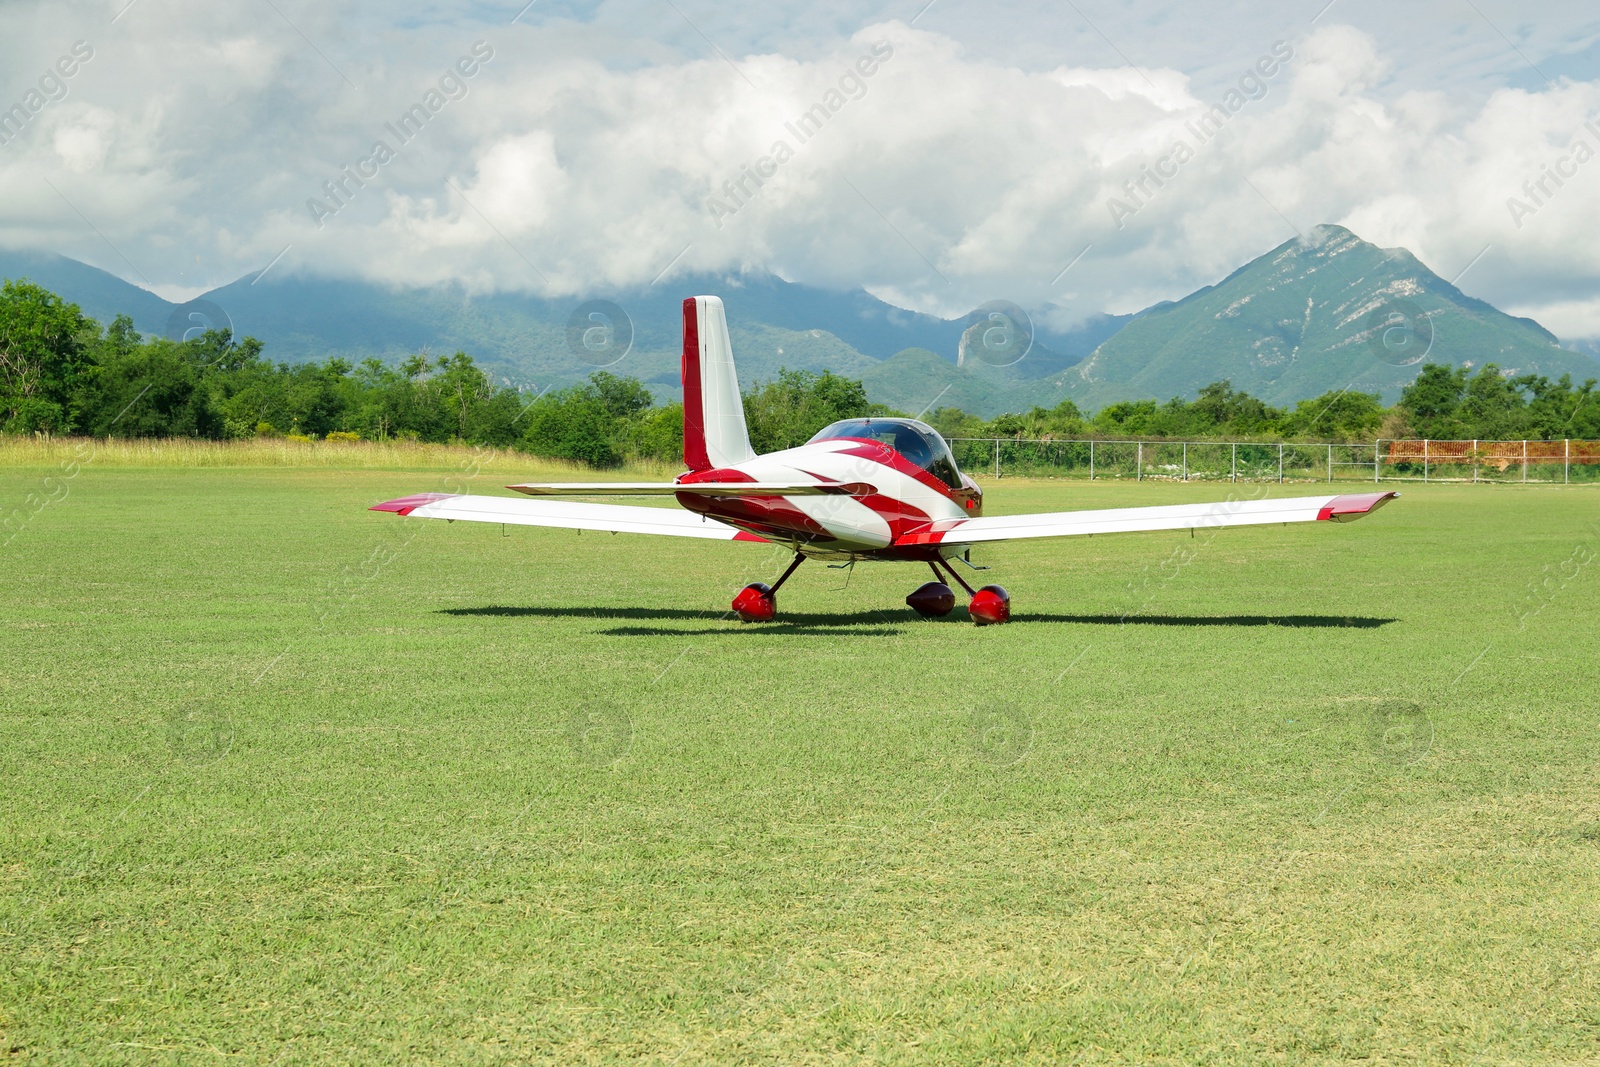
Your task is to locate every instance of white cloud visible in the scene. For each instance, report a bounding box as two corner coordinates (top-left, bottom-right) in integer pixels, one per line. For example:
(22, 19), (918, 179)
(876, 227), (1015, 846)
(0, 0), (1597, 339)
(52, 109), (113, 172)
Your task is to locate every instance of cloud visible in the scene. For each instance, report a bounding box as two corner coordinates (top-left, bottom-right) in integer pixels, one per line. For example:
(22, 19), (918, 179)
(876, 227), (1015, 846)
(0, 1), (1597, 340)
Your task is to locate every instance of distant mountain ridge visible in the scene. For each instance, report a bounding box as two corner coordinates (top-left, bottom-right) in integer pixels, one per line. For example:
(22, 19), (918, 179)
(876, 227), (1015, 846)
(1058, 225), (1597, 407)
(0, 249), (1123, 415)
(3, 228), (1594, 417)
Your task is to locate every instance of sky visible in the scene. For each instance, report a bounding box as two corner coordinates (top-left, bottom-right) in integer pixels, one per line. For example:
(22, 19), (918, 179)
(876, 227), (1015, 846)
(1, 0), (1598, 338)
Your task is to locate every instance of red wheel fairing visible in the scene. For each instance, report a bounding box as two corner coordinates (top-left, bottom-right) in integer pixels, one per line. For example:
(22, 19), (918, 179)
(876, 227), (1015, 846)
(968, 585), (1010, 626)
(732, 582), (777, 622)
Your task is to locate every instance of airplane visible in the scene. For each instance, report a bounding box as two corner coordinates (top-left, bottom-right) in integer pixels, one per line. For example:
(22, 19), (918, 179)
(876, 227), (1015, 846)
(371, 295), (1398, 625)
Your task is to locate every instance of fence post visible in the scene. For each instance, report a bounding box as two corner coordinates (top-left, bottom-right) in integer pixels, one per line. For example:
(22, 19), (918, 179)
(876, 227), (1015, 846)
(993, 438), (1000, 479)
(1523, 439), (1528, 483)
(1327, 443), (1333, 482)
(1089, 439), (1095, 481)
(1472, 439), (1478, 483)
(1183, 441), (1188, 481)
(1277, 443), (1283, 484)
(1424, 439), (1429, 483)
(1566, 439), (1570, 484)
(1374, 439), (1381, 483)
(1231, 442), (1237, 483)
(1137, 442), (1142, 481)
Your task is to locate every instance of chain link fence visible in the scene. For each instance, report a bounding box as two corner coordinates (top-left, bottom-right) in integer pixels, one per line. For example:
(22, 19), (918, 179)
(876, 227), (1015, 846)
(945, 438), (1600, 485)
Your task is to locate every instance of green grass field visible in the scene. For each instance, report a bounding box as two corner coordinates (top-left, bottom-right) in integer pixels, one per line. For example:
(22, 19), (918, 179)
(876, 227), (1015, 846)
(3, 443), (1598, 1065)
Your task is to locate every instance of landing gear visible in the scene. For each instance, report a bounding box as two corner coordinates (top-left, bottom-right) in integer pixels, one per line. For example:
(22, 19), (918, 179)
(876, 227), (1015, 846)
(731, 553), (1009, 625)
(732, 554), (805, 622)
(906, 563), (956, 618)
(929, 557), (1010, 626)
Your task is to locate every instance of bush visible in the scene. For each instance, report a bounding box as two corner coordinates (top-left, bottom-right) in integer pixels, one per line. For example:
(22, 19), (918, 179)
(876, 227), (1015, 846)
(324, 430), (361, 442)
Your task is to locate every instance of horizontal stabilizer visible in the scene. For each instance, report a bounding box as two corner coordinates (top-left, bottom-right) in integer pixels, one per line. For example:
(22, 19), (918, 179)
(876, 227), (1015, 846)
(506, 481), (876, 498)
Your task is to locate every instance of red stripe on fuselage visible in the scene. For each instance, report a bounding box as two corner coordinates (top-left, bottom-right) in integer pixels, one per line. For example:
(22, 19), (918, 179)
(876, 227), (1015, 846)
(681, 298), (709, 471)
(674, 491), (834, 540)
(829, 439), (961, 503)
(671, 439), (957, 553)
(849, 493), (932, 542)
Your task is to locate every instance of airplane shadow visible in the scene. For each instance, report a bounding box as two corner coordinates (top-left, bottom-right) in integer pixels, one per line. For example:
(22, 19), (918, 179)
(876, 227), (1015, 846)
(439, 605), (1397, 631)
(1015, 613), (1396, 628)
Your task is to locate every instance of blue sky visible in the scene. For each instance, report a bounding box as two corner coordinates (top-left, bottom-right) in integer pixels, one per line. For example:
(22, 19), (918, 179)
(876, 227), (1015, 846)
(2, 0), (1598, 337)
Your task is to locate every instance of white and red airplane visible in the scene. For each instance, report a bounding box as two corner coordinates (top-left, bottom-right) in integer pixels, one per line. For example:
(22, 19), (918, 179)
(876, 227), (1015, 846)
(372, 296), (1398, 624)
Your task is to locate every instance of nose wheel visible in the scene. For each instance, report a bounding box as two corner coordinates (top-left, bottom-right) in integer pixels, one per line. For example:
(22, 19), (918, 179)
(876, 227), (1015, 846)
(906, 578), (956, 618)
(911, 560), (1010, 625)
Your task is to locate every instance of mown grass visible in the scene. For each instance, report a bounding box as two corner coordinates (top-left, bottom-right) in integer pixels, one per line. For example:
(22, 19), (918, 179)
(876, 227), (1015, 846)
(1, 445), (1598, 1064)
(0, 435), (680, 476)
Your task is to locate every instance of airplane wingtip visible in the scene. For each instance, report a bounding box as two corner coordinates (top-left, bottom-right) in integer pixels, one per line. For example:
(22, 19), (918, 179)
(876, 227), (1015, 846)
(370, 492), (457, 515)
(1317, 491), (1400, 522)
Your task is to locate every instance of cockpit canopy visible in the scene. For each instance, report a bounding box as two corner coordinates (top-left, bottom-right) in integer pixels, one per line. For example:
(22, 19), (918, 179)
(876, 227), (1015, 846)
(807, 417), (963, 488)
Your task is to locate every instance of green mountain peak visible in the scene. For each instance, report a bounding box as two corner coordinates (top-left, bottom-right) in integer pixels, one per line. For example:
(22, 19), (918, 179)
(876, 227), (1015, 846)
(1062, 224), (1588, 407)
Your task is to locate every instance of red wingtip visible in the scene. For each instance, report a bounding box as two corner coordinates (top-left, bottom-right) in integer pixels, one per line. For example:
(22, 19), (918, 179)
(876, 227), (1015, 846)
(370, 492), (457, 516)
(1317, 491), (1400, 522)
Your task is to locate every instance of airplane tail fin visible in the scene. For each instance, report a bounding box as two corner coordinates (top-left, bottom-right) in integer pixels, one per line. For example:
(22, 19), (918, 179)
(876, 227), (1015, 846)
(681, 295), (756, 471)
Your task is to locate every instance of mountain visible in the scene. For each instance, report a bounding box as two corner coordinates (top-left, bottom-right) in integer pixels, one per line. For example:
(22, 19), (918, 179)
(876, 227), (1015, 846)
(1060, 225), (1598, 407)
(4, 234), (1593, 417)
(0, 250), (177, 337)
(858, 347), (1079, 418)
(0, 248), (1120, 415)
(198, 269), (1122, 404)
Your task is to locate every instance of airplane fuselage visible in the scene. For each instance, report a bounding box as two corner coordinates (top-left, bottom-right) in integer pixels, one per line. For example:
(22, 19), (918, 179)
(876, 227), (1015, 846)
(674, 435), (983, 561)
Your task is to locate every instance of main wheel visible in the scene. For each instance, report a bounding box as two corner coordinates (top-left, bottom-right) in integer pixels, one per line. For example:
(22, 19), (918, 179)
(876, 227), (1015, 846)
(906, 581), (956, 618)
(968, 585), (1010, 626)
(732, 582), (777, 622)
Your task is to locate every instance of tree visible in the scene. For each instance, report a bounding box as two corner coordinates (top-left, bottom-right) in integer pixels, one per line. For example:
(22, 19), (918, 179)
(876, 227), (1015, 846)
(1091, 399), (1161, 436)
(77, 337), (223, 438)
(521, 386), (620, 467)
(589, 371), (653, 421)
(1189, 380), (1282, 435)
(1280, 389), (1385, 441)
(1458, 365), (1528, 439)
(1399, 364), (1468, 438)
(743, 369), (873, 452)
(621, 402), (684, 463)
(0, 280), (97, 433)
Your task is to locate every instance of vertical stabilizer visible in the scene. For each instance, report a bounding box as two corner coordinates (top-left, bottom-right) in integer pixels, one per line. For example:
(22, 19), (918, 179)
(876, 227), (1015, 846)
(681, 295), (756, 471)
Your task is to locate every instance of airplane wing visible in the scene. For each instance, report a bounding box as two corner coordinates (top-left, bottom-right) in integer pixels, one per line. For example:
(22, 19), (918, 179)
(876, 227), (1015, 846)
(895, 491), (1398, 546)
(506, 481), (875, 497)
(370, 493), (767, 541)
